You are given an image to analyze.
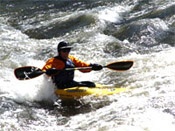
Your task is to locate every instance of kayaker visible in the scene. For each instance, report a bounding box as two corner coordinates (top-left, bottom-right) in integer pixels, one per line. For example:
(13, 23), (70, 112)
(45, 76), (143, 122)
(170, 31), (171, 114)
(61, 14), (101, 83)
(42, 41), (103, 89)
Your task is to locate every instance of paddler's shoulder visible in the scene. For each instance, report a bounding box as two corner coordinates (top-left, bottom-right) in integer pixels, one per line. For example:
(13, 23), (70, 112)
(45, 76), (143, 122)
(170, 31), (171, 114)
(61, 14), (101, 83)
(68, 55), (76, 60)
(46, 56), (62, 63)
(68, 55), (82, 62)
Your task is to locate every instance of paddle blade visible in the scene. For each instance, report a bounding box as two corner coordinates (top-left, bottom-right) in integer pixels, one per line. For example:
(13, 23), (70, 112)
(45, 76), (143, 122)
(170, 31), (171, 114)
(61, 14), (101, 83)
(106, 61), (133, 71)
(14, 66), (44, 80)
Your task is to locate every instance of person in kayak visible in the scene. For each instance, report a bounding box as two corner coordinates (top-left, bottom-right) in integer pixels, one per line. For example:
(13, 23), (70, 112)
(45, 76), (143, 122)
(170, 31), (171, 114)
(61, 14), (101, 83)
(42, 41), (103, 89)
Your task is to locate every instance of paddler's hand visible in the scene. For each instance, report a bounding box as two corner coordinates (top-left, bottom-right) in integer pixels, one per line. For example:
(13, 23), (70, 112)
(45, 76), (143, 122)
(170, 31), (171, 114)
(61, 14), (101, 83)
(90, 64), (103, 71)
(45, 68), (58, 76)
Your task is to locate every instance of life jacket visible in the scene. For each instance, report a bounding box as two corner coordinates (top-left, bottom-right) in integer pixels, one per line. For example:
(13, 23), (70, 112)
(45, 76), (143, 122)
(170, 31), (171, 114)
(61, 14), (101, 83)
(42, 55), (92, 88)
(52, 56), (75, 88)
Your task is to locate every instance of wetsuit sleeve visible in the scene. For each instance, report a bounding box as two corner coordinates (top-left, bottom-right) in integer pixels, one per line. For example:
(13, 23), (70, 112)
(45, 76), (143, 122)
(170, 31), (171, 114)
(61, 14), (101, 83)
(69, 55), (91, 73)
(42, 58), (65, 71)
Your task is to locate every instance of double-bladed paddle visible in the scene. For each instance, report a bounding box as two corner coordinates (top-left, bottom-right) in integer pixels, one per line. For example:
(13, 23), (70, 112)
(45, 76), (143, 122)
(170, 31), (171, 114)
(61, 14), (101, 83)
(14, 61), (133, 80)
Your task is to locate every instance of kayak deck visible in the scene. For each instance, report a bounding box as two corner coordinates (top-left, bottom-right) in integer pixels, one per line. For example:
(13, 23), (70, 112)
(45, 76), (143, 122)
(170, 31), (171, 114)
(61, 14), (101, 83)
(54, 84), (127, 99)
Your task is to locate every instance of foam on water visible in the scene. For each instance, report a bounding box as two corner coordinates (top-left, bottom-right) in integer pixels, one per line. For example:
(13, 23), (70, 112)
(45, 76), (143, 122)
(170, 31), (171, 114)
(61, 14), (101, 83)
(98, 4), (130, 23)
(1, 0), (175, 130)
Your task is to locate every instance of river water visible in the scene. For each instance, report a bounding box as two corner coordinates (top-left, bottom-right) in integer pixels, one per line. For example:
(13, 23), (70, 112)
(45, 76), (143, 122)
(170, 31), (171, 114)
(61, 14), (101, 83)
(0, 0), (175, 130)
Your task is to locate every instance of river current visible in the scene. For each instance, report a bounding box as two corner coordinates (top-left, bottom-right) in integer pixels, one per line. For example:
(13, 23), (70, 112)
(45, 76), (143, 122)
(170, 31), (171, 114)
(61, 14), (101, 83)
(0, 0), (175, 130)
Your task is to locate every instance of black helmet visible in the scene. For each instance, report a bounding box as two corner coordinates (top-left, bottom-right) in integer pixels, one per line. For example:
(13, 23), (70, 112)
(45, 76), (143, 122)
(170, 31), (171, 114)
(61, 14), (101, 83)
(57, 41), (72, 52)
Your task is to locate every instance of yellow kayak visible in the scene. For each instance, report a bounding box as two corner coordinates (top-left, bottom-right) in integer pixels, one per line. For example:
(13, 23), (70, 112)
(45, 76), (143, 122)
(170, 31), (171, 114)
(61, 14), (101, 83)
(54, 84), (127, 99)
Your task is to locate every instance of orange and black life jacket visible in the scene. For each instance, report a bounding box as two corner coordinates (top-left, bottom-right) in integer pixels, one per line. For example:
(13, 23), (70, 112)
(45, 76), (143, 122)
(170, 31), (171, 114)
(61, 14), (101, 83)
(52, 56), (75, 88)
(42, 55), (91, 88)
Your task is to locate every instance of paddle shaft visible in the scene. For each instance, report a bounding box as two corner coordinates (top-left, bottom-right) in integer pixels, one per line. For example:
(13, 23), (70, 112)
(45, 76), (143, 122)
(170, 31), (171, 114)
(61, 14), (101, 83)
(66, 61), (133, 71)
(14, 61), (133, 80)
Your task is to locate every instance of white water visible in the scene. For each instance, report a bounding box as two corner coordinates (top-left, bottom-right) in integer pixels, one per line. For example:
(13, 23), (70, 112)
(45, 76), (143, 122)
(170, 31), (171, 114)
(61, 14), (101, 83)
(1, 1), (175, 130)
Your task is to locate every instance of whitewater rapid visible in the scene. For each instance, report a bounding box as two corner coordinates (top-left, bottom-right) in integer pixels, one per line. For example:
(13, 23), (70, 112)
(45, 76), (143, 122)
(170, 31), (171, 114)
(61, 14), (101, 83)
(0, 0), (175, 130)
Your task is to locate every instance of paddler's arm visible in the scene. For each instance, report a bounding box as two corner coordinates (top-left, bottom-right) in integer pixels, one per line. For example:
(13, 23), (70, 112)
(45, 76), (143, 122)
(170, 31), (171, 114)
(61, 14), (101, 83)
(69, 55), (102, 72)
(42, 58), (64, 76)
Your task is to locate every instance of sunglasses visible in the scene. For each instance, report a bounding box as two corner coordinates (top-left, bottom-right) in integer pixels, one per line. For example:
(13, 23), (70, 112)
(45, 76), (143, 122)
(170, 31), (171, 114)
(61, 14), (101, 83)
(61, 49), (71, 53)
